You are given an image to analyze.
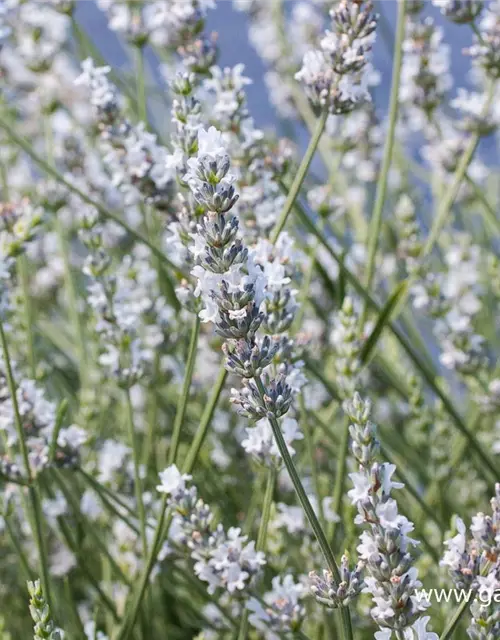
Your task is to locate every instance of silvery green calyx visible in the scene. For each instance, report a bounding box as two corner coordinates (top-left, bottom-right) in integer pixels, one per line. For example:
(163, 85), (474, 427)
(442, 485), (500, 592)
(262, 288), (297, 334)
(348, 394), (379, 467)
(214, 288), (263, 340)
(295, 0), (378, 114)
(310, 553), (365, 609)
(181, 118), (307, 468)
(222, 335), (279, 379)
(27, 580), (62, 640)
(185, 129), (239, 215)
(252, 235), (303, 336)
(231, 374), (294, 422)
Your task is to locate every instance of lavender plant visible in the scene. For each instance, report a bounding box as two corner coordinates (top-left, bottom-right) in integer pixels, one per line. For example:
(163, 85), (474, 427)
(0, 1), (500, 639)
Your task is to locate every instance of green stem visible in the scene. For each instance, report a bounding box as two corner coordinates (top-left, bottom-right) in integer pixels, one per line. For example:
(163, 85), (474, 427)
(143, 354), (160, 469)
(465, 173), (500, 235)
(4, 515), (32, 579)
(470, 20), (487, 47)
(117, 361), (227, 640)
(52, 468), (132, 587)
(182, 365), (227, 472)
(48, 400), (69, 465)
(0, 320), (52, 601)
(423, 83), (495, 257)
(237, 466), (276, 640)
(270, 108), (329, 244)
(44, 116), (88, 386)
(18, 256), (36, 378)
(363, 0), (407, 293)
(116, 495), (168, 640)
(256, 468), (276, 550)
(125, 387), (148, 555)
(253, 375), (353, 640)
(167, 315), (201, 466)
(328, 416), (350, 547)
(28, 484), (52, 610)
(439, 598), (471, 640)
(0, 318), (31, 475)
(254, 377), (336, 571)
(78, 468), (141, 528)
(300, 394), (325, 526)
(135, 45), (147, 124)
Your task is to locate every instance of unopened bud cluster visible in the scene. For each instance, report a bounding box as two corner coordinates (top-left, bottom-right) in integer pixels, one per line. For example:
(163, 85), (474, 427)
(330, 296), (363, 398)
(27, 580), (62, 640)
(310, 554), (365, 608)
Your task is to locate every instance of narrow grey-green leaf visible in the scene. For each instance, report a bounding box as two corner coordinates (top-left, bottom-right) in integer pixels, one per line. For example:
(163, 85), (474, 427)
(361, 281), (409, 364)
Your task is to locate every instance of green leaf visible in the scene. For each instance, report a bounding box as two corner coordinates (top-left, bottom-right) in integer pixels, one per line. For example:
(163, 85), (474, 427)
(361, 281), (409, 364)
(292, 199), (498, 483)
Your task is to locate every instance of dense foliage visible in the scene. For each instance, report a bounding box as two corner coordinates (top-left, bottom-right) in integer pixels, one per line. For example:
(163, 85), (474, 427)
(1, 1), (500, 639)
